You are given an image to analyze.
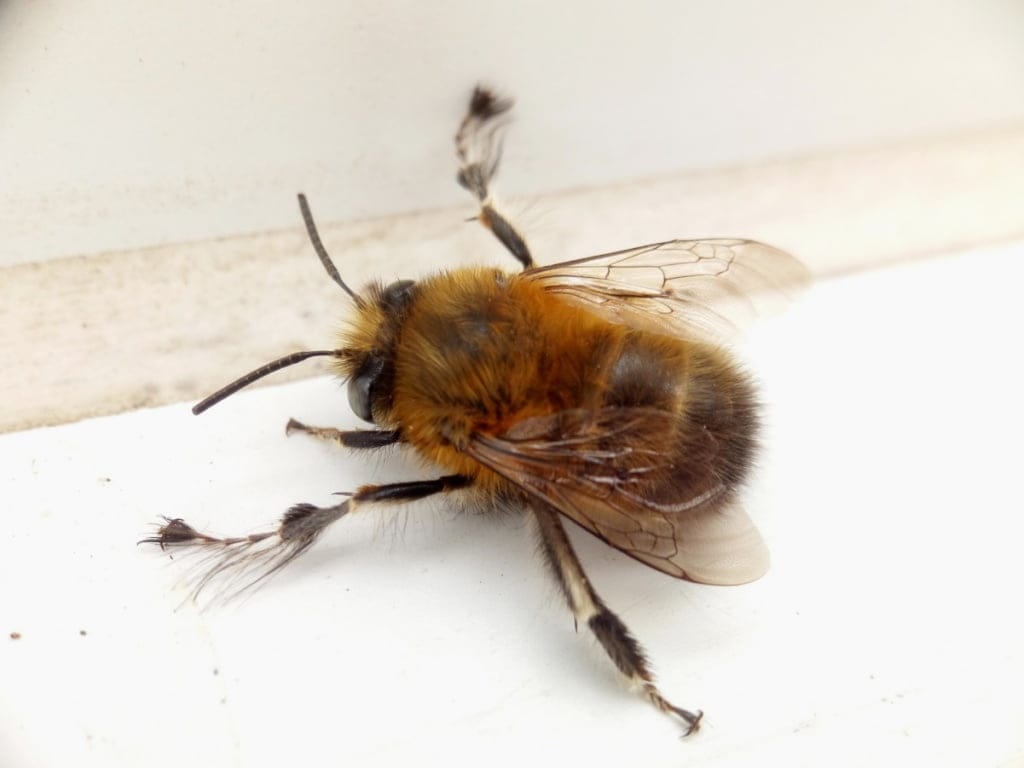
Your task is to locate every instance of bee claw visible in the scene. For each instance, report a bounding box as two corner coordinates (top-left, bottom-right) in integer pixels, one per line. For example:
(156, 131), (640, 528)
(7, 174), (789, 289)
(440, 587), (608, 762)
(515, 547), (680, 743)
(677, 708), (703, 738)
(644, 684), (702, 737)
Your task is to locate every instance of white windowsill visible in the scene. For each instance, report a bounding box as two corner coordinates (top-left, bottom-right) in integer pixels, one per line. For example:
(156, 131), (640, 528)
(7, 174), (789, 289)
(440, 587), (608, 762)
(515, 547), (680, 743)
(2, 239), (1022, 767)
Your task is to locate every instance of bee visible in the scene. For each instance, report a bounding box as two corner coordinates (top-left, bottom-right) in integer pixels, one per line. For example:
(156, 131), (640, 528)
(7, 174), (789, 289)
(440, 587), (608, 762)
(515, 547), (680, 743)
(145, 86), (808, 735)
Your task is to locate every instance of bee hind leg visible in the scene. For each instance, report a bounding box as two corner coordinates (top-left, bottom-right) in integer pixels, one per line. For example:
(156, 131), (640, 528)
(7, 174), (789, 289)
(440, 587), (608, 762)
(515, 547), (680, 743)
(285, 418), (402, 449)
(454, 85), (534, 270)
(531, 502), (703, 736)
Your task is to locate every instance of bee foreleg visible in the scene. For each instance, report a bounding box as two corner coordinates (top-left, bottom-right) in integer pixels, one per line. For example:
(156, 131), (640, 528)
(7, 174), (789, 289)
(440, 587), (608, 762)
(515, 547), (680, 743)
(454, 85), (534, 270)
(285, 418), (402, 449)
(531, 503), (703, 736)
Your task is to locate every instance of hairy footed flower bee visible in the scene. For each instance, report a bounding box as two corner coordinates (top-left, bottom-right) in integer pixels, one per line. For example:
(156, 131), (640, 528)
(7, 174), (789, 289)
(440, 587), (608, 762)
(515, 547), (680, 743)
(145, 86), (808, 735)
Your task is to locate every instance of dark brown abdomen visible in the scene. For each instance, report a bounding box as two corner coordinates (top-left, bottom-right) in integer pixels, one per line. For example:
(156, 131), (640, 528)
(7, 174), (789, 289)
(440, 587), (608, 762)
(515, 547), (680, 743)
(604, 330), (759, 495)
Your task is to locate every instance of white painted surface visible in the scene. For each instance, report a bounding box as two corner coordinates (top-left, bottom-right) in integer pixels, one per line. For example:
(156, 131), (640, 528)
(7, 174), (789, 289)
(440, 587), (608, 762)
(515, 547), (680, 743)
(2, 1), (1023, 265)
(2, 241), (1022, 766)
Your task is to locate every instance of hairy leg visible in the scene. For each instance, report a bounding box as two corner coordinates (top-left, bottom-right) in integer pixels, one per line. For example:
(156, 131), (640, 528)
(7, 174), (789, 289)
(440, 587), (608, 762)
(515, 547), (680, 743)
(454, 86), (534, 270)
(531, 502), (703, 735)
(143, 475), (470, 599)
(285, 418), (401, 449)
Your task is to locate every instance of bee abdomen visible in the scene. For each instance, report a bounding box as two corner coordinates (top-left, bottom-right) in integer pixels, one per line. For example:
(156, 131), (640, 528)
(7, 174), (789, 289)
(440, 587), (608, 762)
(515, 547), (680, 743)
(605, 332), (759, 491)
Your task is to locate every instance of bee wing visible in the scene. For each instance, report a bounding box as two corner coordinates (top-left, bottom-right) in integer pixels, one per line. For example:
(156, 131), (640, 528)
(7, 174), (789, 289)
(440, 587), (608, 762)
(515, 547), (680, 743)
(467, 408), (769, 585)
(525, 239), (809, 343)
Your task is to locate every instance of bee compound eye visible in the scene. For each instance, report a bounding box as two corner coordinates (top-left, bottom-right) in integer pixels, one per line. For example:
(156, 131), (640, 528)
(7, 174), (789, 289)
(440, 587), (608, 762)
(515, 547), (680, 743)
(348, 355), (385, 423)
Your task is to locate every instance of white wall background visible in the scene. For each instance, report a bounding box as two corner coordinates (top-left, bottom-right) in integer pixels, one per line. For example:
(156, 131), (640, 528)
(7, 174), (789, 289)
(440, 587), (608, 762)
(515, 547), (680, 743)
(2, 0), (1023, 267)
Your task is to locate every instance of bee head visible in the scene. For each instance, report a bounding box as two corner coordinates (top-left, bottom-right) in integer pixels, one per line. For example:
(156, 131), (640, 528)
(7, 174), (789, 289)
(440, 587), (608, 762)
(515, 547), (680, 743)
(337, 278), (417, 424)
(190, 195), (416, 419)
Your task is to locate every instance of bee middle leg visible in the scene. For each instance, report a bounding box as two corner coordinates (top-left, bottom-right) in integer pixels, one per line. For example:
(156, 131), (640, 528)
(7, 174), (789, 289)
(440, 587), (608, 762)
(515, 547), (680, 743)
(454, 86), (534, 270)
(285, 418), (402, 449)
(143, 475), (471, 598)
(531, 502), (703, 736)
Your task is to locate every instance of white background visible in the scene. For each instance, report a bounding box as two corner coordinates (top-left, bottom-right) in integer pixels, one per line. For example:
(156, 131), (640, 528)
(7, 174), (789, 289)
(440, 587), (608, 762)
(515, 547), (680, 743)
(2, 243), (1023, 766)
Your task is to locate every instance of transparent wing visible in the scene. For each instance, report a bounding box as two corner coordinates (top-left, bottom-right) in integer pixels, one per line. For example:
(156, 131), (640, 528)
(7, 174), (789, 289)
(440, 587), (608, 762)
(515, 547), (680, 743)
(525, 239), (809, 343)
(467, 408), (769, 585)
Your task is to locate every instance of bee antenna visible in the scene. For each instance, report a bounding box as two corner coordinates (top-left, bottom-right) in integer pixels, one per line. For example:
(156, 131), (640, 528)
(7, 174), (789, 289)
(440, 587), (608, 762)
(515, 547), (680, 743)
(296, 193), (365, 308)
(192, 350), (344, 415)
